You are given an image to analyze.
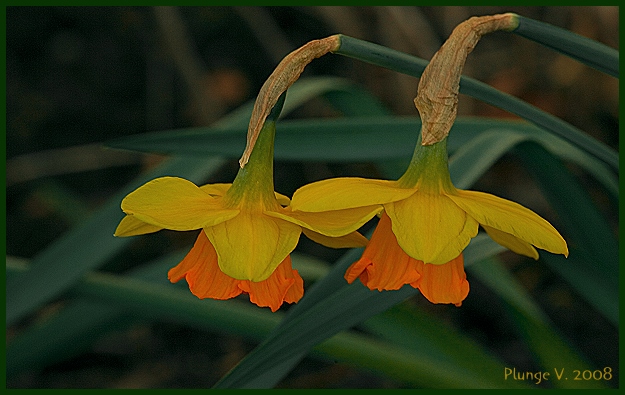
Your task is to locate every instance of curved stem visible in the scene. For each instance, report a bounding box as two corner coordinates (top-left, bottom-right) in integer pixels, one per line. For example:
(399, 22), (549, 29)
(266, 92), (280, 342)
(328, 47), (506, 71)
(512, 14), (619, 78)
(333, 35), (618, 170)
(240, 35), (340, 167)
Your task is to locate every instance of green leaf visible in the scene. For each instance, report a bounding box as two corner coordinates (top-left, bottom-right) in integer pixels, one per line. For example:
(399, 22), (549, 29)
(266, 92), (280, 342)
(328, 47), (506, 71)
(510, 309), (611, 389)
(213, 235), (509, 389)
(516, 142), (617, 271)
(282, 76), (390, 117)
(469, 257), (610, 389)
(449, 133), (618, 326)
(359, 302), (522, 387)
(290, 252), (332, 282)
(309, 329), (525, 389)
(5, 156), (225, 327)
(7, 246), (525, 389)
(468, 256), (548, 323)
(449, 126), (618, 197)
(322, 85), (391, 116)
(449, 129), (527, 189)
(5, 254), (180, 377)
(5, 254), (281, 377)
(513, 142), (618, 325)
(106, 116), (617, 199)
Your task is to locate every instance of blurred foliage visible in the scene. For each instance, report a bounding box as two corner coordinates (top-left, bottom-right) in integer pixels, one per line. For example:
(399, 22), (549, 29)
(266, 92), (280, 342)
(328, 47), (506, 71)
(5, 6), (619, 389)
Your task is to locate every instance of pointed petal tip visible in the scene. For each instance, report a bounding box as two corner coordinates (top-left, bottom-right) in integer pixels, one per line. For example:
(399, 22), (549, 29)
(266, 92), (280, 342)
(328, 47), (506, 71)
(270, 205), (381, 239)
(302, 228), (369, 249)
(450, 190), (570, 258)
(291, 177), (410, 212)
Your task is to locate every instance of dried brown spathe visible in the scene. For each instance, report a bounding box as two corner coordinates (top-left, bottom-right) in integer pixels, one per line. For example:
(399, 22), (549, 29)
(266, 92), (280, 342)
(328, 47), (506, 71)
(240, 35), (341, 167)
(416, 13), (518, 145)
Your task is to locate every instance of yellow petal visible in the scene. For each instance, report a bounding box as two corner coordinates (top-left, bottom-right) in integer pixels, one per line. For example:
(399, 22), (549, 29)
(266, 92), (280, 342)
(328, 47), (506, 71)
(483, 225), (539, 260)
(114, 215), (163, 237)
(434, 215), (479, 264)
(273, 191), (291, 207)
(290, 177), (414, 212)
(199, 183), (290, 206)
(199, 183), (231, 196)
(385, 193), (478, 264)
(302, 228), (369, 249)
(268, 205), (381, 237)
(204, 212), (301, 282)
(121, 177), (239, 231)
(448, 190), (568, 256)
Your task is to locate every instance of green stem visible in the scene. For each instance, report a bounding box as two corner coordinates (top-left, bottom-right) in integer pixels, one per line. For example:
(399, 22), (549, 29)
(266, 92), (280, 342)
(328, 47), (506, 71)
(335, 33), (429, 77)
(334, 35), (618, 171)
(511, 14), (619, 78)
(225, 93), (286, 208)
(397, 135), (455, 193)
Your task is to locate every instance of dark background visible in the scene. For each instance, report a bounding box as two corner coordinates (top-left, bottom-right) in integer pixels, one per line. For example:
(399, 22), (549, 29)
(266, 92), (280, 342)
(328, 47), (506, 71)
(6, 6), (619, 388)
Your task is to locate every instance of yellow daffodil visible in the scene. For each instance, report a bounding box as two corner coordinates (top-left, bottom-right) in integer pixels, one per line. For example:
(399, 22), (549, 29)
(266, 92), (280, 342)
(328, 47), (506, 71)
(290, 135), (568, 306)
(115, 116), (380, 312)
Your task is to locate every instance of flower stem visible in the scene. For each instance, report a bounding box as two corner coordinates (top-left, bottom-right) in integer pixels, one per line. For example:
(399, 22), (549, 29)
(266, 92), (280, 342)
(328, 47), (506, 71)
(227, 93), (287, 208)
(335, 28), (617, 170)
(511, 14), (619, 78)
(239, 35), (340, 167)
(397, 135), (455, 193)
(335, 34), (430, 78)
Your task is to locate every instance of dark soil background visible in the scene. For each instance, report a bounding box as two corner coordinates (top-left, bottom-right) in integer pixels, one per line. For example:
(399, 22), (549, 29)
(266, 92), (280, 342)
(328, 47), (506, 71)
(5, 6), (619, 389)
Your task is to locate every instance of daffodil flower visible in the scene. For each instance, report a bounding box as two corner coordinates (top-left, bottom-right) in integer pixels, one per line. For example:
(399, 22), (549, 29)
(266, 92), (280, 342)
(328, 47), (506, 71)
(115, 116), (380, 312)
(290, 135), (568, 306)
(290, 15), (566, 306)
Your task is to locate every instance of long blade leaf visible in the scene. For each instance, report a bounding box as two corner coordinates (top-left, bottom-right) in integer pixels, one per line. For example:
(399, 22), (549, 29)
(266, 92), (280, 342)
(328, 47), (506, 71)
(5, 156), (224, 327)
(106, 116), (618, 198)
(469, 257), (610, 389)
(213, 235), (507, 388)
